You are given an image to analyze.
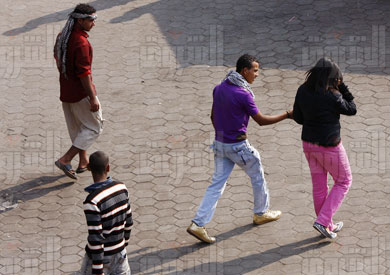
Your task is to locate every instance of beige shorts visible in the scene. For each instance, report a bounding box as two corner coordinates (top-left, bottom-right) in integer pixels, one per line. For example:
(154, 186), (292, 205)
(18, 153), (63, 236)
(62, 97), (103, 151)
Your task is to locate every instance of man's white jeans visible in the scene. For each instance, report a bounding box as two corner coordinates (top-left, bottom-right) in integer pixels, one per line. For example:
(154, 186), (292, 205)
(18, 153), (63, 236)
(193, 140), (270, 227)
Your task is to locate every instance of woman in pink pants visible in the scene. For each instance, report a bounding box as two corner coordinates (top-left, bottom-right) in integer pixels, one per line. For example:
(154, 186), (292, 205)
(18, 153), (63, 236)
(293, 58), (357, 238)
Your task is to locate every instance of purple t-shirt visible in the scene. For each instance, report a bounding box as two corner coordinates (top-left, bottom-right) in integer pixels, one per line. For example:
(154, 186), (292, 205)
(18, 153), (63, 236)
(212, 80), (259, 143)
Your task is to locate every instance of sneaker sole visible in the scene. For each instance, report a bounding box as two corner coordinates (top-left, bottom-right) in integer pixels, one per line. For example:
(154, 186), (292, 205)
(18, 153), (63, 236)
(313, 224), (336, 239)
(313, 224), (324, 235)
(186, 228), (215, 244)
(253, 216), (281, 225)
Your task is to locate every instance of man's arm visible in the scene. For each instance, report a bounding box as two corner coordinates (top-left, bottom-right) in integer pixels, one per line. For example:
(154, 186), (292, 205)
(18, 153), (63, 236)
(124, 201), (133, 247)
(251, 109), (292, 126)
(74, 42), (99, 112)
(80, 75), (99, 112)
(84, 201), (105, 275)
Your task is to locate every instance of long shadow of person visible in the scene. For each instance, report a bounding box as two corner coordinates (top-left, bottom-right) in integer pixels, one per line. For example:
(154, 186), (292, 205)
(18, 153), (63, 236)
(0, 175), (73, 213)
(127, 224), (329, 274)
(2, 0), (135, 36)
(4, 0), (387, 74)
(127, 224), (253, 274)
(163, 236), (330, 275)
(108, 0), (388, 74)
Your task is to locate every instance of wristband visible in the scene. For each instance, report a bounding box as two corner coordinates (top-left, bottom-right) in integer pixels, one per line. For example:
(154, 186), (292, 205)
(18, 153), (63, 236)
(286, 111), (290, 118)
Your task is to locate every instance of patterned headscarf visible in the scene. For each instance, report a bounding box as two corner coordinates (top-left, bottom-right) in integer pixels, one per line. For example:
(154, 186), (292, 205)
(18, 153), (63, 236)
(55, 12), (97, 78)
(224, 70), (255, 98)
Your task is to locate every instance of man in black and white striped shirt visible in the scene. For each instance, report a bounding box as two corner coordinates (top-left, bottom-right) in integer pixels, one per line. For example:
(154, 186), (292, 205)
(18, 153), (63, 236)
(79, 151), (133, 275)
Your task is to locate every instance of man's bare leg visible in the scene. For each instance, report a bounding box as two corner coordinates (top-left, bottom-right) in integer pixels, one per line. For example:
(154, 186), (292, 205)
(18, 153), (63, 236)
(55, 146), (81, 179)
(58, 146), (81, 165)
(78, 150), (89, 169)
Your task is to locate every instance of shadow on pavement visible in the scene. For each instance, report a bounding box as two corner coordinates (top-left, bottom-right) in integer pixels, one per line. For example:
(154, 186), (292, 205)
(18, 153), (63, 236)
(4, 0), (389, 74)
(129, 224), (329, 274)
(2, 0), (135, 36)
(128, 223), (253, 274)
(108, 0), (389, 74)
(70, 224), (328, 274)
(163, 236), (329, 275)
(0, 175), (73, 213)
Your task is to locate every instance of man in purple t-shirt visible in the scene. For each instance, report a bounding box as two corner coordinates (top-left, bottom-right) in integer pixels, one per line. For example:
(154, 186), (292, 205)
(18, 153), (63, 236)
(187, 54), (293, 243)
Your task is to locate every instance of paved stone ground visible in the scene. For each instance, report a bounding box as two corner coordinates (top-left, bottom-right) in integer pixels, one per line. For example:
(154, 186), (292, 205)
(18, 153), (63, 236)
(1, 0), (390, 274)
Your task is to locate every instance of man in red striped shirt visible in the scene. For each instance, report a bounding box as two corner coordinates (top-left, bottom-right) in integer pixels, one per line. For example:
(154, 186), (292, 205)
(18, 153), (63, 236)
(54, 3), (103, 180)
(79, 151), (133, 275)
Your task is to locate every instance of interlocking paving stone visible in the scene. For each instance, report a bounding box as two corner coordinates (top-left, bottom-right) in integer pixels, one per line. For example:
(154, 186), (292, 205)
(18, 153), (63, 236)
(1, 0), (390, 274)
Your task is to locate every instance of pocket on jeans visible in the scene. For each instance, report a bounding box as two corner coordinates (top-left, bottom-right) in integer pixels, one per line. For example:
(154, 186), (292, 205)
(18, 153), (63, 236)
(232, 143), (246, 153)
(232, 148), (247, 166)
(231, 143), (248, 165)
(241, 145), (259, 166)
(239, 152), (247, 165)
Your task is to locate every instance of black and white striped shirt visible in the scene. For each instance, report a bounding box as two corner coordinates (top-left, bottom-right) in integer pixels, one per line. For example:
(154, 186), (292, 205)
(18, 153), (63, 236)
(83, 179), (133, 274)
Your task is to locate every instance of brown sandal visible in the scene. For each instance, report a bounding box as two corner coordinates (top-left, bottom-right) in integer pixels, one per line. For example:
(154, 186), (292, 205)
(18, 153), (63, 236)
(55, 160), (77, 180)
(76, 167), (88, 174)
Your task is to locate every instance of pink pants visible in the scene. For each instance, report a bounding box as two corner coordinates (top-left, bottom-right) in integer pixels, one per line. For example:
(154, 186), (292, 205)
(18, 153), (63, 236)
(303, 141), (352, 231)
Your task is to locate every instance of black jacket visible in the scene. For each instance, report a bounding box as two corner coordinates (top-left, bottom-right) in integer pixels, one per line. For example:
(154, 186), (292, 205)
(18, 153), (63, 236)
(293, 84), (357, 147)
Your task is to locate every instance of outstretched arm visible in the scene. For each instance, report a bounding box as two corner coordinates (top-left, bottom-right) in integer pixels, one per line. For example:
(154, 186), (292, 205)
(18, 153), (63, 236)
(251, 109), (293, 126)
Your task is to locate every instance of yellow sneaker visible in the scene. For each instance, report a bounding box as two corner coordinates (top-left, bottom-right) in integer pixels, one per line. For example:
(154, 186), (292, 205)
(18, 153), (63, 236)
(253, 210), (282, 225)
(187, 222), (216, 243)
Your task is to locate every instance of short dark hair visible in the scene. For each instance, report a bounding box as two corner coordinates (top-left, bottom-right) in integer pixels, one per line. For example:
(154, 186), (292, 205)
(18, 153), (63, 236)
(73, 3), (96, 15)
(236, 54), (259, 73)
(304, 57), (343, 93)
(89, 151), (109, 175)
